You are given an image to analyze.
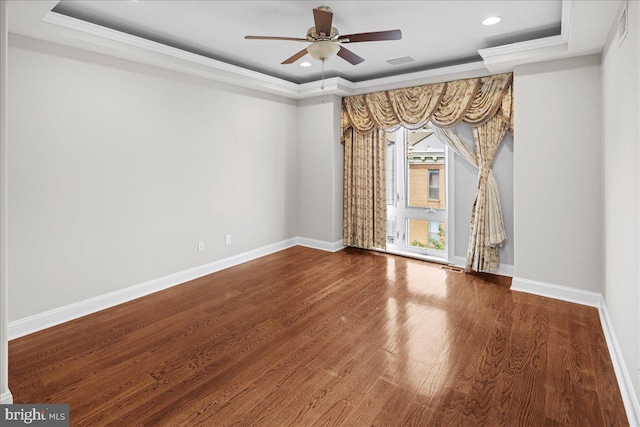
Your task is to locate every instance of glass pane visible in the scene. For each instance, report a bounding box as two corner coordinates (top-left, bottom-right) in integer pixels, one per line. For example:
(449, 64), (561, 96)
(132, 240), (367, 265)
(386, 217), (396, 245)
(386, 132), (396, 206)
(407, 219), (446, 252)
(429, 221), (440, 243)
(406, 127), (445, 209)
(428, 170), (439, 200)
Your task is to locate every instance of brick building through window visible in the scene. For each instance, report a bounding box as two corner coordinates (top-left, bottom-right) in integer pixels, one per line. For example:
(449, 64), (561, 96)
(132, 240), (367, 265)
(406, 130), (446, 251)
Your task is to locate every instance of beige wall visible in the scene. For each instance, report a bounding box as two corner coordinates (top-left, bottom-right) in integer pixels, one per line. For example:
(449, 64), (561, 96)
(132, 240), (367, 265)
(513, 55), (602, 292)
(297, 96), (343, 243)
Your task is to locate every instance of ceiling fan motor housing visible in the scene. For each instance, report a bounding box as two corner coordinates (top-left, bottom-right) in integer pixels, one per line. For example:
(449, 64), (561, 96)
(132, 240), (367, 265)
(245, 4), (401, 65)
(307, 26), (339, 41)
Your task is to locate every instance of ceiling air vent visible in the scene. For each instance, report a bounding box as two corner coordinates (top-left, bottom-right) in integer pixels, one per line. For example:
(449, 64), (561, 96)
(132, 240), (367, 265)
(440, 265), (464, 273)
(387, 56), (414, 66)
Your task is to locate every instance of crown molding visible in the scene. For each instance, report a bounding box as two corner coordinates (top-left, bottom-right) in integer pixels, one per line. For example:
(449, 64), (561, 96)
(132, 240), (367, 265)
(479, 35), (567, 59)
(349, 61), (489, 94)
(479, 35), (568, 73)
(296, 77), (356, 98)
(41, 12), (303, 98)
(295, 61), (491, 96)
(17, 1), (575, 99)
(479, 0), (573, 73)
(39, 12), (495, 99)
(561, 0), (573, 42)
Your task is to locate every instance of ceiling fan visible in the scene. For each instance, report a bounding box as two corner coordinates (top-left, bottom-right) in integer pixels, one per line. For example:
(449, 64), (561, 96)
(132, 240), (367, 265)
(245, 6), (402, 65)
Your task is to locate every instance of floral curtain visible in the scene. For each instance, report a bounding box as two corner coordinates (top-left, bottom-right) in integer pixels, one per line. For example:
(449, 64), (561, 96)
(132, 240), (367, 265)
(343, 127), (387, 250)
(432, 124), (507, 272)
(341, 72), (513, 271)
(342, 73), (513, 138)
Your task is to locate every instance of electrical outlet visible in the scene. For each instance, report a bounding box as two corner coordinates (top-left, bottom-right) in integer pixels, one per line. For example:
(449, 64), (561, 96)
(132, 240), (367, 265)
(198, 241), (204, 252)
(225, 234), (231, 245)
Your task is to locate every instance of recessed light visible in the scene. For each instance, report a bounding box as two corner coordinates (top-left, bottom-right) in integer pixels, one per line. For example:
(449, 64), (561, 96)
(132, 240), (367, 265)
(482, 16), (502, 26)
(300, 62), (312, 67)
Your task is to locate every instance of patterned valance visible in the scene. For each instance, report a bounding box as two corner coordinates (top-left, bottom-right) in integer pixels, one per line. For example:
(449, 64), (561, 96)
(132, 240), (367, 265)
(341, 72), (513, 140)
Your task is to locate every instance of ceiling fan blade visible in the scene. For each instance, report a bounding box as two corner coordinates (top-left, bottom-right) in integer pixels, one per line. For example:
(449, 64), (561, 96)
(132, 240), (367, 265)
(313, 7), (333, 36)
(340, 29), (402, 43)
(282, 48), (309, 64)
(245, 36), (308, 42)
(337, 46), (364, 65)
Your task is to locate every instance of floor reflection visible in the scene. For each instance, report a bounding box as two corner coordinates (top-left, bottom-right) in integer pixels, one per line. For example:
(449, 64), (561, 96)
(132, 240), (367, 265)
(383, 255), (454, 399)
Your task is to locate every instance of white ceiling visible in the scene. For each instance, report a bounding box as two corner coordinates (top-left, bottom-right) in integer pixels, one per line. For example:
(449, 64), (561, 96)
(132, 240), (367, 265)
(51, 1), (563, 84)
(6, 1), (623, 99)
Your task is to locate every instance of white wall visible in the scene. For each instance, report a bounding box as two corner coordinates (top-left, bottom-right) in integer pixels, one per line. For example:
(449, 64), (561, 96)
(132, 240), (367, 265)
(7, 34), (299, 321)
(453, 123), (514, 268)
(602, 0), (640, 403)
(296, 96), (343, 244)
(513, 54), (603, 293)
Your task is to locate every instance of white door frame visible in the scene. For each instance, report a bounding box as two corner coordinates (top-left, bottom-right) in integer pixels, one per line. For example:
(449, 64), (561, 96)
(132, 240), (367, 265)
(0, 0), (14, 405)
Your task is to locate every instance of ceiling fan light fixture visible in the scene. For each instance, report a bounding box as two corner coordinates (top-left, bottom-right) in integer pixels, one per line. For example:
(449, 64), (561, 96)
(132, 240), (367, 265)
(245, 5), (401, 66)
(307, 41), (340, 61)
(481, 16), (502, 26)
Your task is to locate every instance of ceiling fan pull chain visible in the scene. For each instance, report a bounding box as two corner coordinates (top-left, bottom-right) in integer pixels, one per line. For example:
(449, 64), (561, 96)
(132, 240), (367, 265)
(321, 59), (325, 103)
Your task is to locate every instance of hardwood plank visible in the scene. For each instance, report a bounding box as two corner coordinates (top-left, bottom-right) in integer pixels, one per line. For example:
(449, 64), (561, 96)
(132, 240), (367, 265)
(310, 399), (353, 427)
(586, 309), (628, 426)
(295, 352), (391, 425)
(425, 386), (468, 425)
(462, 297), (514, 425)
(8, 246), (628, 426)
(495, 302), (548, 426)
(400, 401), (436, 426)
(340, 377), (398, 426)
(370, 384), (416, 425)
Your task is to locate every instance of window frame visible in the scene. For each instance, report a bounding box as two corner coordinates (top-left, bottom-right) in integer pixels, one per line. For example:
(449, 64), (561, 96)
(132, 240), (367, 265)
(385, 126), (455, 263)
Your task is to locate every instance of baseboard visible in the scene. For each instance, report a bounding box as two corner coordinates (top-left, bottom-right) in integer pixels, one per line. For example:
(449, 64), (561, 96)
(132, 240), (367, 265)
(599, 301), (640, 426)
(8, 237), (343, 340)
(453, 256), (514, 277)
(0, 390), (13, 404)
(8, 237), (299, 340)
(510, 277), (602, 307)
(297, 237), (345, 253)
(512, 277), (640, 425)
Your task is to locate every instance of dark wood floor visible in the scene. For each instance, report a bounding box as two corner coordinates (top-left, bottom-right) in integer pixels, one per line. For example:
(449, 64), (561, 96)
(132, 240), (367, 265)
(9, 246), (627, 426)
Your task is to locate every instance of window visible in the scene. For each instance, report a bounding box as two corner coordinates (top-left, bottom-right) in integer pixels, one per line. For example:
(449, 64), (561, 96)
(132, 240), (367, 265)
(386, 217), (396, 244)
(428, 170), (439, 200)
(386, 125), (453, 261)
(428, 221), (441, 246)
